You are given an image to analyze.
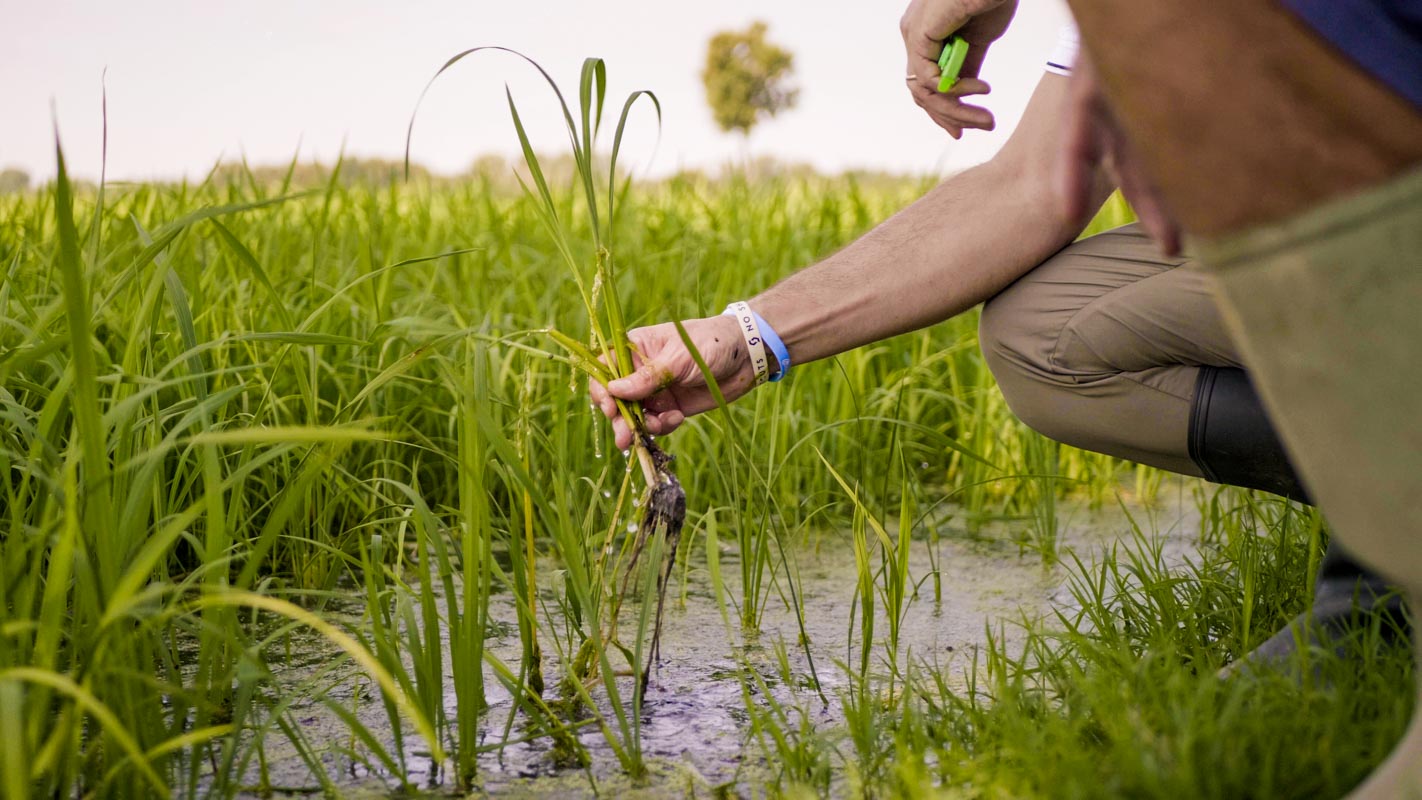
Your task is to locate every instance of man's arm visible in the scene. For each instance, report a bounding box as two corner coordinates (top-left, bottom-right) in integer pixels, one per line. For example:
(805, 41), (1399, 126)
(754, 73), (1110, 366)
(592, 73), (1116, 449)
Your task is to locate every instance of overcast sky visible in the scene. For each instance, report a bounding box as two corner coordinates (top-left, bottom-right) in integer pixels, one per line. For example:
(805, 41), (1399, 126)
(2, 0), (1071, 183)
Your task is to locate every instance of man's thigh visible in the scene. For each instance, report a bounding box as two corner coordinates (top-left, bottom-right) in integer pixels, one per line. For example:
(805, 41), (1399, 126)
(979, 223), (1243, 475)
(983, 223), (1240, 389)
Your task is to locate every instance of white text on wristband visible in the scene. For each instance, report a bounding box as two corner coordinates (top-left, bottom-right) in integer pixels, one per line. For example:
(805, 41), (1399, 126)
(723, 301), (769, 385)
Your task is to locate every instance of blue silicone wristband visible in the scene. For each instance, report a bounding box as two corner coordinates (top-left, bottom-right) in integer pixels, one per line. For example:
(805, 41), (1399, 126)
(750, 310), (791, 382)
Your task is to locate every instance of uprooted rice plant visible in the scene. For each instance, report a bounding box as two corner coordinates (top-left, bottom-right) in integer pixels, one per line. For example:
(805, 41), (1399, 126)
(0, 56), (1412, 799)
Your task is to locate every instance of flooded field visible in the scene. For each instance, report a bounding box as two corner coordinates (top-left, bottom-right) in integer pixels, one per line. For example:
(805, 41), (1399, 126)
(241, 490), (1204, 797)
(9, 165), (1398, 800)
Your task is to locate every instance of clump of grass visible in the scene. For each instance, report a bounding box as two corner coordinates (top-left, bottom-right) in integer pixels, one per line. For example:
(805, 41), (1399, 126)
(408, 48), (686, 774)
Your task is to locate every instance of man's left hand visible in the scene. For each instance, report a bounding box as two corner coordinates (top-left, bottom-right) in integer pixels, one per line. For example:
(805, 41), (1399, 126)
(901, 0), (1018, 138)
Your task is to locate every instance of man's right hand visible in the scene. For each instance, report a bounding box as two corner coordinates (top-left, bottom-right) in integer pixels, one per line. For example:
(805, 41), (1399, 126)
(589, 315), (762, 451)
(901, 0), (1019, 137)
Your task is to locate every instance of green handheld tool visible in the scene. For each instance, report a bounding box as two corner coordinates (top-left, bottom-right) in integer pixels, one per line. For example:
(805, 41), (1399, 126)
(937, 36), (970, 93)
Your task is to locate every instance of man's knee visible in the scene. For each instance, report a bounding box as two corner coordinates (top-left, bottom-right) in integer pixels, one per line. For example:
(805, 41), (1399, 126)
(979, 287), (1081, 446)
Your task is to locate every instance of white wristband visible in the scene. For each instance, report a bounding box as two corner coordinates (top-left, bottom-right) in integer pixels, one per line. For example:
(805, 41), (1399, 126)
(723, 301), (769, 386)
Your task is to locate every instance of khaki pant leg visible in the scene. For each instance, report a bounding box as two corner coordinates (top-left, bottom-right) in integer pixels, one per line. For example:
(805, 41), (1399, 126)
(979, 223), (1237, 476)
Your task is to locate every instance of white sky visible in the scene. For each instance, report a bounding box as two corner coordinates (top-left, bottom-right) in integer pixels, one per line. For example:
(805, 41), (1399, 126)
(1, 0), (1070, 183)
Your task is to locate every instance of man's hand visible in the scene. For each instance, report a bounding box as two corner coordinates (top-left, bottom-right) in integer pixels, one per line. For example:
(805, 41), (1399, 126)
(589, 315), (761, 451)
(1058, 56), (1182, 255)
(901, 0), (1018, 138)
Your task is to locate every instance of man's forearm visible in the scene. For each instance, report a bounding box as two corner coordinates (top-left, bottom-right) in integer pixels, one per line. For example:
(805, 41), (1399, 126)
(746, 73), (1113, 369)
(750, 162), (1071, 366)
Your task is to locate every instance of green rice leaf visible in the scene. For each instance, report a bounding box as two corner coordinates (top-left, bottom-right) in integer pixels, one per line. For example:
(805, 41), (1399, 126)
(0, 669), (167, 794)
(186, 425), (395, 446)
(189, 591), (446, 764)
(232, 332), (368, 347)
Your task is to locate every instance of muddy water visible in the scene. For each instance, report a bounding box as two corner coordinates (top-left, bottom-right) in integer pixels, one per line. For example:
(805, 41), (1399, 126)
(240, 488), (1204, 797)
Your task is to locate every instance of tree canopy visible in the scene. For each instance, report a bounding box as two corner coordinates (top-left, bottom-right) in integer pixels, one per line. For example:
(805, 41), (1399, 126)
(701, 22), (799, 136)
(0, 168), (30, 194)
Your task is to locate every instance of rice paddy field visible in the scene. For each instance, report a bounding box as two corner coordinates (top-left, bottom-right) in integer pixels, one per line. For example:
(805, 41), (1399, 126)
(0, 65), (1414, 799)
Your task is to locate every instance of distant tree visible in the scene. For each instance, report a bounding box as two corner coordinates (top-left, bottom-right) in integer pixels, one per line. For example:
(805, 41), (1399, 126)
(0, 168), (30, 194)
(701, 22), (799, 137)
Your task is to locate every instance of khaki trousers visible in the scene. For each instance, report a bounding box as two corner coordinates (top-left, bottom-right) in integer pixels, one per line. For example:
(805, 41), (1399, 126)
(979, 223), (1234, 478)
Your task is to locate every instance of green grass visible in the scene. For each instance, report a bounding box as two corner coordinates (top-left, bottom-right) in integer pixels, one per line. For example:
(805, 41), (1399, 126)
(0, 70), (1411, 797)
(767, 492), (1412, 799)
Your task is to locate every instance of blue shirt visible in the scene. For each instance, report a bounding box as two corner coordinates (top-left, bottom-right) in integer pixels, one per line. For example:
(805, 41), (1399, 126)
(1285, 0), (1422, 108)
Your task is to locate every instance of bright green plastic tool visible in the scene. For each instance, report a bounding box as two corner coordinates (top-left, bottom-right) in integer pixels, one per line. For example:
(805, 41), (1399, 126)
(937, 36), (970, 93)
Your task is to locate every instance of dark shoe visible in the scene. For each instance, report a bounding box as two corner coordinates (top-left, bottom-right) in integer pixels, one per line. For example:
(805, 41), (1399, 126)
(1231, 543), (1411, 673)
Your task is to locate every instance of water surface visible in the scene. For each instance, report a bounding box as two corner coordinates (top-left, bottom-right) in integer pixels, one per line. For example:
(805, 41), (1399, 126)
(239, 488), (1204, 797)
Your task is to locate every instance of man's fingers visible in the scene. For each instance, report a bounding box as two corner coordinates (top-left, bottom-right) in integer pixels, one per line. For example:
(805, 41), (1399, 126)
(913, 98), (965, 137)
(945, 102), (995, 130)
(589, 378), (619, 419)
(935, 101), (994, 129)
(924, 109), (964, 139)
(913, 92), (995, 133)
(641, 390), (677, 434)
(908, 49), (942, 96)
(611, 416), (634, 452)
(1138, 211), (1183, 258)
(944, 77), (991, 98)
(642, 390), (677, 415)
(643, 407), (686, 437)
(653, 409), (685, 436)
(908, 44), (996, 131)
(670, 390), (737, 422)
(910, 78), (995, 126)
(1116, 149), (1182, 256)
(606, 359), (672, 401)
(1098, 104), (1180, 255)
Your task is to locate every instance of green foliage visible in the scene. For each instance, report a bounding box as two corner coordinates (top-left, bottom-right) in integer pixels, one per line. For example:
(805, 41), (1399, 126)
(775, 496), (1412, 800)
(701, 21), (800, 136)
